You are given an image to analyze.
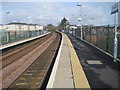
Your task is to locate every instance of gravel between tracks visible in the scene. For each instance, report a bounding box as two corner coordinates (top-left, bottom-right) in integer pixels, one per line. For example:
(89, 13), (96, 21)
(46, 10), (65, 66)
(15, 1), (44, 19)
(9, 33), (61, 89)
(2, 33), (57, 88)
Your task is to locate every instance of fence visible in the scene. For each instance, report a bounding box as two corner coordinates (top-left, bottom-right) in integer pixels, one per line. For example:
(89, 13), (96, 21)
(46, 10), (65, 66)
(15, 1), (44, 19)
(73, 25), (120, 59)
(0, 30), (45, 45)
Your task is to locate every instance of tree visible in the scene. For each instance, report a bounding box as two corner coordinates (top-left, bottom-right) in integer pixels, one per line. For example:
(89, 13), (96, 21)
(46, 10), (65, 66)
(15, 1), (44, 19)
(59, 17), (69, 31)
(47, 24), (58, 32)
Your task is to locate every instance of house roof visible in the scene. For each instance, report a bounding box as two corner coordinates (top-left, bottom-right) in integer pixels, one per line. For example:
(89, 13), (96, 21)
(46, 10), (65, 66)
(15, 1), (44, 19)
(7, 22), (41, 26)
(7, 22), (27, 25)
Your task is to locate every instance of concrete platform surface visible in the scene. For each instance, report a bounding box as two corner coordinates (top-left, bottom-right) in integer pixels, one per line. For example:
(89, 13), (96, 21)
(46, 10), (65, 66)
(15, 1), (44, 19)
(47, 33), (90, 89)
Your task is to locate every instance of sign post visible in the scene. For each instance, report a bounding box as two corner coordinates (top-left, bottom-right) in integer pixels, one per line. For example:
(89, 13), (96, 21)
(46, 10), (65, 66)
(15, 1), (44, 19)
(111, 1), (119, 62)
(118, 1), (120, 26)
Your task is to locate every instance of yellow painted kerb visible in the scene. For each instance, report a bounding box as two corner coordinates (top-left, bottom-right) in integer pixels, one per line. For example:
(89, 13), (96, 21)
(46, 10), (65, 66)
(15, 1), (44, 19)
(64, 33), (91, 89)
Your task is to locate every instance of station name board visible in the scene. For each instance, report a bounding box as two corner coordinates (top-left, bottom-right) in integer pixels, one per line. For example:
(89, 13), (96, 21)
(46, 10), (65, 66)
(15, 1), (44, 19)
(111, 2), (118, 14)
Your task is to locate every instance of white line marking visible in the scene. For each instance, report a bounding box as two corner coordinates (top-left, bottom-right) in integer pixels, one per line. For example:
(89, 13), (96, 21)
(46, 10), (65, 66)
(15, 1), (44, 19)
(87, 60), (103, 65)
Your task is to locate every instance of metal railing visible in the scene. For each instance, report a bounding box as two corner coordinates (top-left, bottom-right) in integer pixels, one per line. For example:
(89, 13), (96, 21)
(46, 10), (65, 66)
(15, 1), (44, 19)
(68, 25), (120, 59)
(0, 30), (45, 45)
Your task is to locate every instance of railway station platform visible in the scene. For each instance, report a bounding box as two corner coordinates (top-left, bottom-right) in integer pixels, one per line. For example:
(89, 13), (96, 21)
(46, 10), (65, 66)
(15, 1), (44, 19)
(47, 32), (119, 89)
(1, 32), (119, 89)
(47, 33), (90, 88)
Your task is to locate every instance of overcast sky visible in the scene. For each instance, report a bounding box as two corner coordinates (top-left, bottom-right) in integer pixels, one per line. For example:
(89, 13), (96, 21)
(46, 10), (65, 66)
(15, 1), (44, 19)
(2, 2), (115, 26)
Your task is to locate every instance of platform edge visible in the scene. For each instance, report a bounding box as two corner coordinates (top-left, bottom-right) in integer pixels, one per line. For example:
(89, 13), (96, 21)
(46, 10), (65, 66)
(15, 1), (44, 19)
(65, 34), (91, 89)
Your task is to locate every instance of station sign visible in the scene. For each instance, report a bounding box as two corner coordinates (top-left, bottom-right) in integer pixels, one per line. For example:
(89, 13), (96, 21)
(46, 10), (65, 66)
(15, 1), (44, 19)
(118, 1), (120, 27)
(111, 2), (118, 14)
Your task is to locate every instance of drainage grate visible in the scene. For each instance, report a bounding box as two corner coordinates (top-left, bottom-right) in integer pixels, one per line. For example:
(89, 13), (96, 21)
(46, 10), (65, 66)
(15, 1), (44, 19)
(86, 60), (103, 65)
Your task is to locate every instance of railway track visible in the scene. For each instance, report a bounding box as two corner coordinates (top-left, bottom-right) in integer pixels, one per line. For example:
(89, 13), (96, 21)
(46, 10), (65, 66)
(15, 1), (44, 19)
(8, 33), (61, 89)
(1, 33), (53, 68)
(2, 32), (61, 89)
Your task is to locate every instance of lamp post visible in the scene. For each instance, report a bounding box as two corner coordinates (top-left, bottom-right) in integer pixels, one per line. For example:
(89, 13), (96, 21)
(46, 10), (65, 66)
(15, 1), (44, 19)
(88, 18), (94, 43)
(6, 12), (10, 24)
(71, 14), (76, 35)
(27, 17), (31, 37)
(77, 4), (83, 40)
(6, 12), (11, 42)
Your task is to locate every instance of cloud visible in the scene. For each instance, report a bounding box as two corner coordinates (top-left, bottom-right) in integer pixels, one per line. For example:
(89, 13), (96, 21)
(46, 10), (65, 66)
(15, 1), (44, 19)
(69, 2), (114, 26)
(2, 2), (114, 26)
(2, 0), (116, 2)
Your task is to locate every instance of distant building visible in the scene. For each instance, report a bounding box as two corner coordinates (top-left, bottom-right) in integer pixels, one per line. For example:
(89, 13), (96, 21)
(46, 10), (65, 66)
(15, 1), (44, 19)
(69, 25), (77, 30)
(32, 24), (43, 31)
(0, 24), (3, 30)
(69, 25), (77, 34)
(2, 22), (43, 31)
(4, 22), (27, 31)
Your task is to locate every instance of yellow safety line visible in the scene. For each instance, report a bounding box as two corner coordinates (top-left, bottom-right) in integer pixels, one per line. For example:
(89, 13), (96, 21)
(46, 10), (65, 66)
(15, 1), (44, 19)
(64, 33), (91, 89)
